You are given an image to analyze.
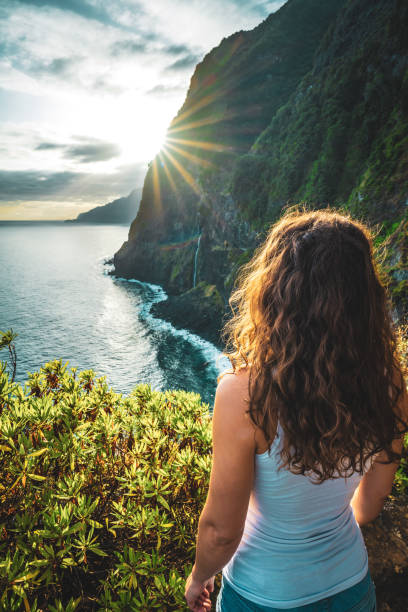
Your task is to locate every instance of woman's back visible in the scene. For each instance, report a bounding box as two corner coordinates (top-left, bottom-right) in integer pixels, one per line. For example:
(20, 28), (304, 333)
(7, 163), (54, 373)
(185, 209), (407, 612)
(223, 420), (369, 608)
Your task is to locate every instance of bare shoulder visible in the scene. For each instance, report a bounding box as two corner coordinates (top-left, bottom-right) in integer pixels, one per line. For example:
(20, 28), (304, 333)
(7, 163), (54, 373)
(216, 367), (250, 400)
(215, 367), (272, 454)
(215, 367), (271, 454)
(213, 367), (258, 446)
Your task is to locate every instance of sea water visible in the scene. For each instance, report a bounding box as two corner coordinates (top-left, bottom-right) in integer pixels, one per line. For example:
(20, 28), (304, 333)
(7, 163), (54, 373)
(0, 221), (228, 405)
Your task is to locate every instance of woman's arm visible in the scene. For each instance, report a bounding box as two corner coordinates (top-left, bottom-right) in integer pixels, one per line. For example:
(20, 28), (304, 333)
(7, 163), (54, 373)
(192, 371), (255, 581)
(350, 447), (402, 526)
(185, 370), (256, 610)
(351, 370), (408, 526)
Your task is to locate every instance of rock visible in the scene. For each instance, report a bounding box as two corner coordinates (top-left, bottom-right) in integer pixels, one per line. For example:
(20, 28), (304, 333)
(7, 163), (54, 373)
(151, 282), (225, 347)
(363, 493), (408, 611)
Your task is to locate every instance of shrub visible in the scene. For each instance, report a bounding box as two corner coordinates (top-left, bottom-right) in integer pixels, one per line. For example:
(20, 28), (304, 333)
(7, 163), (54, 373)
(0, 359), (212, 611)
(0, 345), (407, 610)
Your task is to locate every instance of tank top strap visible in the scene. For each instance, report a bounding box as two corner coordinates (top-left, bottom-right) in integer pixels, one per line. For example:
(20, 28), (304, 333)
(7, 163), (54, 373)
(258, 418), (283, 458)
(272, 417), (284, 451)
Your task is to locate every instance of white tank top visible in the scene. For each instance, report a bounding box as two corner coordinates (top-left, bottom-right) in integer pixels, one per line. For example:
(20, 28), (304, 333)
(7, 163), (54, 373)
(222, 421), (369, 608)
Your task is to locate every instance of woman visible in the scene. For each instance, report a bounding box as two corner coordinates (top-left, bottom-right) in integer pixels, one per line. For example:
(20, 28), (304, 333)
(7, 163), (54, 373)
(184, 209), (408, 612)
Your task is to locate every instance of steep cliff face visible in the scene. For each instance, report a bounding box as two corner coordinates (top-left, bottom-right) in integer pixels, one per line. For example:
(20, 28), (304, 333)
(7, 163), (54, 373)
(234, 0), (408, 225)
(114, 0), (408, 344)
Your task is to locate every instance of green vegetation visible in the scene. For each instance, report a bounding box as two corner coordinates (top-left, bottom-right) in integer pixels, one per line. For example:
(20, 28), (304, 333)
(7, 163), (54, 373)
(167, 0), (347, 156)
(0, 328), (18, 383)
(0, 358), (213, 611)
(115, 1), (408, 337)
(0, 330), (407, 610)
(395, 454), (408, 493)
(117, 0), (348, 297)
(395, 327), (408, 493)
(234, 0), (408, 229)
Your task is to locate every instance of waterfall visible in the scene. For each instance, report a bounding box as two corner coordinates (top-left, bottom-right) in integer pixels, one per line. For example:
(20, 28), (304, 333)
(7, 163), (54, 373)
(193, 234), (201, 288)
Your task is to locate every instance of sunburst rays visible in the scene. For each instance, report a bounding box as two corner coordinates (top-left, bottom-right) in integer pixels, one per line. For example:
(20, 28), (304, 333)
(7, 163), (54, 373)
(170, 91), (225, 129)
(161, 148), (201, 195)
(165, 141), (214, 169)
(158, 151), (179, 199)
(149, 123), (232, 204)
(168, 112), (236, 135)
(147, 42), (242, 215)
(151, 157), (162, 214)
(166, 136), (231, 153)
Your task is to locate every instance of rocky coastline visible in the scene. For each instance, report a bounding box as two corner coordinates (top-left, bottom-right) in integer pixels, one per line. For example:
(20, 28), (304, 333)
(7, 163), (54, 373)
(150, 281), (226, 349)
(113, 0), (408, 343)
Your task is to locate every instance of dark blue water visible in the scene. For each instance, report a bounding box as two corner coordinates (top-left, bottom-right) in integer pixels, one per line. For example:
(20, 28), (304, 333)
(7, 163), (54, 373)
(0, 221), (228, 405)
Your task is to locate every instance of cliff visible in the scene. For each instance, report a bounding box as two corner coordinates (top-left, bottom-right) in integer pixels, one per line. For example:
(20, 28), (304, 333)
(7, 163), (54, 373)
(113, 0), (408, 345)
(66, 188), (141, 224)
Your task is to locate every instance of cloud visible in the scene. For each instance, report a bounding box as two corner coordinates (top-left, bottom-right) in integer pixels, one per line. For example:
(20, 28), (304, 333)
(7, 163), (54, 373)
(63, 141), (121, 163)
(45, 57), (75, 76)
(0, 169), (78, 199)
(41, 57), (78, 76)
(14, 0), (124, 29)
(110, 39), (149, 57)
(165, 54), (201, 72)
(28, 56), (81, 78)
(111, 39), (200, 64)
(146, 83), (185, 97)
(35, 137), (121, 163)
(35, 142), (64, 151)
(164, 43), (194, 56)
(90, 77), (124, 95)
(0, 2), (152, 97)
(0, 162), (147, 202)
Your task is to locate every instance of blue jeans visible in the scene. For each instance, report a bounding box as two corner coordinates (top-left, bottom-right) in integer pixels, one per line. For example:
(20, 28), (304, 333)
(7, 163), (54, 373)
(216, 571), (376, 612)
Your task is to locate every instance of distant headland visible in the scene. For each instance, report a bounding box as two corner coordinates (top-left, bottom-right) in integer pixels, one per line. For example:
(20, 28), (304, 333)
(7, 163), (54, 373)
(65, 188), (142, 224)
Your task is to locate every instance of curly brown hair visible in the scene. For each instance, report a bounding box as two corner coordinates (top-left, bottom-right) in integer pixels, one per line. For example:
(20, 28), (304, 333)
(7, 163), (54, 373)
(222, 208), (408, 482)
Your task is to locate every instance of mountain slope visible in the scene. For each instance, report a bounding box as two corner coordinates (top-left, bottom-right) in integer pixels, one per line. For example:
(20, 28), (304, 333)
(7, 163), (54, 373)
(119, 0), (346, 252)
(114, 0), (408, 344)
(233, 0), (408, 224)
(66, 189), (141, 224)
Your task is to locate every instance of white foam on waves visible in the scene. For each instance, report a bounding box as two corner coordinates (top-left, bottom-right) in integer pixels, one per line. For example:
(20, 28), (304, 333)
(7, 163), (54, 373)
(110, 274), (231, 375)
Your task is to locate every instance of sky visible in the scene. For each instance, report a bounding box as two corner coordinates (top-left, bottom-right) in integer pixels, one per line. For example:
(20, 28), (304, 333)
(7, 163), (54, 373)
(0, 0), (286, 220)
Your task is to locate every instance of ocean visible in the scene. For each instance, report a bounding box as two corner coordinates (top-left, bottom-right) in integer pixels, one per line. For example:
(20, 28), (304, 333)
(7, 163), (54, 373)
(0, 221), (228, 405)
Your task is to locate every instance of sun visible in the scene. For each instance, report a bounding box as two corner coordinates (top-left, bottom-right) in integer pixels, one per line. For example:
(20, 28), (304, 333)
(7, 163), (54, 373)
(118, 107), (170, 163)
(66, 92), (176, 167)
(98, 95), (172, 164)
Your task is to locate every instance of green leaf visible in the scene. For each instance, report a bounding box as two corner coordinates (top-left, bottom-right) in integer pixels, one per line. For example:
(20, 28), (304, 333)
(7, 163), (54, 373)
(27, 448), (48, 458)
(27, 473), (46, 481)
(154, 575), (163, 590)
(11, 570), (39, 584)
(157, 496), (170, 511)
(86, 519), (103, 529)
